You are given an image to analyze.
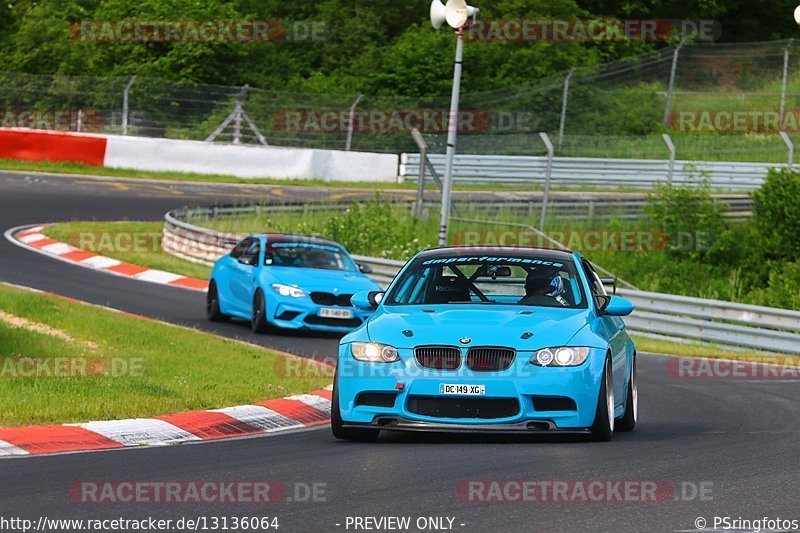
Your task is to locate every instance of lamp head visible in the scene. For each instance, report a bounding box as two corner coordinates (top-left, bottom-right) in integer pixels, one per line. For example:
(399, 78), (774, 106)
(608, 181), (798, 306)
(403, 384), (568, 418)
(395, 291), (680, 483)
(431, 0), (478, 29)
(430, 0), (447, 29)
(445, 0), (479, 29)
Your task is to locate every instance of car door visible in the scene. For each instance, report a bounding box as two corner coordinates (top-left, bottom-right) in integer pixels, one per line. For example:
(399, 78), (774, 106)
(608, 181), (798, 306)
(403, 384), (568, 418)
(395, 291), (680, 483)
(228, 238), (261, 314)
(582, 261), (627, 409)
(214, 237), (252, 315)
(223, 237), (258, 316)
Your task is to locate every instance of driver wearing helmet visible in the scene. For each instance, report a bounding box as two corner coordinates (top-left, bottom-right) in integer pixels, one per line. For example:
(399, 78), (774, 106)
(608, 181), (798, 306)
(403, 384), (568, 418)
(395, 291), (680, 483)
(306, 248), (333, 269)
(519, 268), (569, 307)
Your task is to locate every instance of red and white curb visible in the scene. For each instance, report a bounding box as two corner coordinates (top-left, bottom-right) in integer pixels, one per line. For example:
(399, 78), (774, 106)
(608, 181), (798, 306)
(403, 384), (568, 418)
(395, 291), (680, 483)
(0, 387), (332, 458)
(4, 224), (209, 292)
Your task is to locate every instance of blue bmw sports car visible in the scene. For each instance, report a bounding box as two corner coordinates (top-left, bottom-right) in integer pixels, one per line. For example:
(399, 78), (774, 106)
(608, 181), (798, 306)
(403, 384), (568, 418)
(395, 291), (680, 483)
(332, 246), (637, 442)
(207, 234), (382, 333)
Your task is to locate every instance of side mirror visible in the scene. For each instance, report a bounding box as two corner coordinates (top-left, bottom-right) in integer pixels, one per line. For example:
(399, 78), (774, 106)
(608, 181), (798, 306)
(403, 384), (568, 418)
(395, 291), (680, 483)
(601, 295), (634, 317)
(357, 262), (373, 274)
(351, 290), (385, 311)
(238, 255), (258, 267)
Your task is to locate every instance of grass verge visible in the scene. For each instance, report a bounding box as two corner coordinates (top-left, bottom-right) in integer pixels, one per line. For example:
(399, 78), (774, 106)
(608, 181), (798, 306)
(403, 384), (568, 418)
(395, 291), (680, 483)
(0, 283), (330, 426)
(42, 221), (212, 280)
(631, 335), (791, 364)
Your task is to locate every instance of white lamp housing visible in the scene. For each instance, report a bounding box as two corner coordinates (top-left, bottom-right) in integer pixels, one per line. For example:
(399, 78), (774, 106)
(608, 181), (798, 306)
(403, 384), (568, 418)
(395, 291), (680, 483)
(445, 0), (479, 29)
(430, 0), (447, 29)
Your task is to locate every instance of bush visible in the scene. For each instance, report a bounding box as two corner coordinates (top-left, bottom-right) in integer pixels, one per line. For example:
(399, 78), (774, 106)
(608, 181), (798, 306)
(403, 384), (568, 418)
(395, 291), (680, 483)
(321, 197), (436, 259)
(752, 167), (800, 261)
(747, 262), (800, 310)
(645, 169), (726, 255)
(245, 195), (438, 260)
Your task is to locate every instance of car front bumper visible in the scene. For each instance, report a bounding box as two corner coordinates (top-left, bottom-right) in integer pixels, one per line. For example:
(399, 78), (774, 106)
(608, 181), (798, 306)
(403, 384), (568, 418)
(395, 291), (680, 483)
(336, 346), (608, 430)
(268, 297), (372, 332)
(343, 418), (592, 434)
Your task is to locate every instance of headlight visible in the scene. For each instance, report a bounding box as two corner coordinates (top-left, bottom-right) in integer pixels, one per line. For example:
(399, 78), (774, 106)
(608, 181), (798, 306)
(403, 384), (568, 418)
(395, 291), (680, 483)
(271, 284), (306, 298)
(531, 347), (590, 367)
(351, 342), (399, 363)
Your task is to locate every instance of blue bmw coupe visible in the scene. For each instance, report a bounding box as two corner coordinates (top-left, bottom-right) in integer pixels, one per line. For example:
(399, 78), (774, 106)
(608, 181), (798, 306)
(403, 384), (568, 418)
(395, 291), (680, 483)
(332, 246), (637, 442)
(207, 234), (382, 333)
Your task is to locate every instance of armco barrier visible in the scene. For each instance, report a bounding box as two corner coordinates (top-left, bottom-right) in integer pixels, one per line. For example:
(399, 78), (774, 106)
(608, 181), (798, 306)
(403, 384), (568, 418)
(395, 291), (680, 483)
(163, 206), (800, 354)
(401, 153), (776, 191)
(0, 128), (399, 183)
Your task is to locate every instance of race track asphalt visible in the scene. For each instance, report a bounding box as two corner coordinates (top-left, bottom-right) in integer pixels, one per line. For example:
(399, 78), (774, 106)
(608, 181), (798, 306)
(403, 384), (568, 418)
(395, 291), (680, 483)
(1, 170), (798, 532)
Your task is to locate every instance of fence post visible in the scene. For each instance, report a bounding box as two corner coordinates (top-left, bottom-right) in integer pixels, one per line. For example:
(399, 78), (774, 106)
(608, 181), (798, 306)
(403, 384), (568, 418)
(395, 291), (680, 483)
(662, 133), (676, 183)
(663, 42), (683, 127)
(232, 85), (250, 145)
(780, 39), (793, 124)
(121, 75), (136, 136)
(557, 68), (574, 150)
(411, 128), (428, 219)
(345, 94), (363, 151)
(539, 132), (554, 229)
(76, 109), (83, 133)
(780, 131), (794, 169)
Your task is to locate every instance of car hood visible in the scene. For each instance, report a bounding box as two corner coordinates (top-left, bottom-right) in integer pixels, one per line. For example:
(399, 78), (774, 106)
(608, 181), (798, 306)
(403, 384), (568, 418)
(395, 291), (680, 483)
(366, 305), (591, 350)
(265, 266), (380, 294)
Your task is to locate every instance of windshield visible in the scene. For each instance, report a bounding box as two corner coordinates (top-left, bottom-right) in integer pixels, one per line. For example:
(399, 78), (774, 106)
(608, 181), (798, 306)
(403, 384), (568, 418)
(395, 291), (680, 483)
(385, 255), (587, 309)
(266, 241), (357, 272)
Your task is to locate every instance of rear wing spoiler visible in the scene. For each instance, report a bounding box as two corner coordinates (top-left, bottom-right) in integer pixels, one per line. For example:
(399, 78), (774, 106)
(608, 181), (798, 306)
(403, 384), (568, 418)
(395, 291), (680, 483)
(600, 277), (617, 295)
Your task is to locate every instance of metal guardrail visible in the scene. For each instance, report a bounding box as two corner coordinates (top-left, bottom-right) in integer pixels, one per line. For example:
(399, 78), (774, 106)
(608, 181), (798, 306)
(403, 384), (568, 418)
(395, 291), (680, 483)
(163, 206), (800, 354)
(447, 198), (752, 221)
(401, 153), (777, 192)
(617, 289), (800, 354)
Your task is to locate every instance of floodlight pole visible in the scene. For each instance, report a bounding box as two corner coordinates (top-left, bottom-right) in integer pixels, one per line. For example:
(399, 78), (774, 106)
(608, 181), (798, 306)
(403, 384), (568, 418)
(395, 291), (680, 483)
(438, 27), (465, 246)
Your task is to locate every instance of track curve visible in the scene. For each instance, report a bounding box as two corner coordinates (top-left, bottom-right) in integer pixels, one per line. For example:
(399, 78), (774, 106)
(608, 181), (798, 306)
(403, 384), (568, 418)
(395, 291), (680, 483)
(1, 171), (798, 532)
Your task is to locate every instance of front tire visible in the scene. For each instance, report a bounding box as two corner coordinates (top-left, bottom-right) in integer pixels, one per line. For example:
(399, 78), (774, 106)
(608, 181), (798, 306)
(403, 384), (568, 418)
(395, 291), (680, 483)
(331, 368), (380, 442)
(590, 354), (615, 442)
(206, 281), (228, 322)
(251, 289), (271, 333)
(615, 357), (637, 432)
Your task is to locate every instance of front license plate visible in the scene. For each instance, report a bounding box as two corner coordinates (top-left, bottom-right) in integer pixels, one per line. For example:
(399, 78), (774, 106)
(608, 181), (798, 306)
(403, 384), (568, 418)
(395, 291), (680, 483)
(439, 384), (486, 396)
(319, 307), (354, 319)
